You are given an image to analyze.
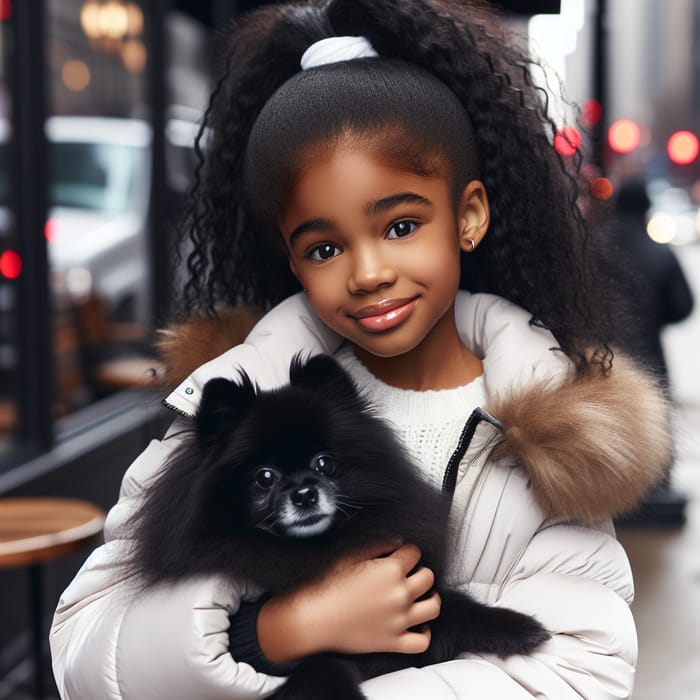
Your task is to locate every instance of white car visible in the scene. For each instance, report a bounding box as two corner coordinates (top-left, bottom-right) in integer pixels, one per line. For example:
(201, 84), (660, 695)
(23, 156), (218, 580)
(46, 116), (153, 323)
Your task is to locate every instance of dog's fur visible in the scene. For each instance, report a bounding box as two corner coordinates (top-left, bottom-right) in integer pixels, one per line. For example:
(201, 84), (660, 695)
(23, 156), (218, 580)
(128, 354), (549, 700)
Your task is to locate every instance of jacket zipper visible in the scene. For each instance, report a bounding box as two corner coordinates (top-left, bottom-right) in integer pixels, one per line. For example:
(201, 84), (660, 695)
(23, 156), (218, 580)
(441, 407), (502, 500)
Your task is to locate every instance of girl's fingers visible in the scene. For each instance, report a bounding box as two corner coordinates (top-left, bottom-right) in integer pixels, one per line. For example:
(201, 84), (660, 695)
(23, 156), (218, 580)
(406, 565), (435, 598)
(407, 591), (441, 628)
(387, 543), (422, 572)
(354, 539), (404, 561)
(394, 626), (432, 655)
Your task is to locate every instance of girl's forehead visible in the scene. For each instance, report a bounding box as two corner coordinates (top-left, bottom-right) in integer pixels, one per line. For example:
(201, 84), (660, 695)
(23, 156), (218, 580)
(281, 147), (454, 227)
(293, 135), (451, 192)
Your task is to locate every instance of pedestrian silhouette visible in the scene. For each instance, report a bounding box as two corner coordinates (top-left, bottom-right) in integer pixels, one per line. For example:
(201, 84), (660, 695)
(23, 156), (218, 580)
(612, 179), (694, 526)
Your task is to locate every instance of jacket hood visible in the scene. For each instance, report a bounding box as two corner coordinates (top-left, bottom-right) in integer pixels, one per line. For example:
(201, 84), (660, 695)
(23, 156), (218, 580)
(157, 309), (670, 523)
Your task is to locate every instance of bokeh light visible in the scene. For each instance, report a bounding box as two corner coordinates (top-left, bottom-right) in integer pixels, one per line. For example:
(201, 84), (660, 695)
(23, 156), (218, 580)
(98, 0), (129, 39)
(553, 126), (582, 157)
(0, 250), (22, 279)
(667, 130), (699, 165)
(62, 60), (91, 92)
(0, 0), (12, 21)
(125, 3), (143, 34)
(646, 213), (676, 244)
(608, 119), (641, 154)
(80, 1), (100, 37)
(45, 219), (58, 243)
(590, 177), (614, 200)
(121, 38), (147, 73)
(581, 99), (602, 128)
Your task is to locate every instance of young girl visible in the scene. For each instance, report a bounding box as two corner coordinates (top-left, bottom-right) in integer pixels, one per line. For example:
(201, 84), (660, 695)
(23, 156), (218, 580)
(51, 1), (671, 698)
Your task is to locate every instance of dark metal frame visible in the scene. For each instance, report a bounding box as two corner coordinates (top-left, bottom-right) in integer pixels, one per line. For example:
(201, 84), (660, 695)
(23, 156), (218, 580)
(11, 0), (52, 455)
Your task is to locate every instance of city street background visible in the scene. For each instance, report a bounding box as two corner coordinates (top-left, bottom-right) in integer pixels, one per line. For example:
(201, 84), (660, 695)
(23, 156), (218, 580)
(618, 242), (700, 700)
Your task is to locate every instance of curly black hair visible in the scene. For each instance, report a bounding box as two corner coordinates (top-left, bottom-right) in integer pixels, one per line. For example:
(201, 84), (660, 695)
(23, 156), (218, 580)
(176, 0), (622, 369)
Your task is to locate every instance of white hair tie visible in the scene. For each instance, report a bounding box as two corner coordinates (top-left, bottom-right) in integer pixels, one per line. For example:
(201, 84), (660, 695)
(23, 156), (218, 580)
(300, 36), (378, 70)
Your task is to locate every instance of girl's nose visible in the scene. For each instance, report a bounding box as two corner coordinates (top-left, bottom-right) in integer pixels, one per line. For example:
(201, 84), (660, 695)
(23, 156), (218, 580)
(347, 245), (398, 294)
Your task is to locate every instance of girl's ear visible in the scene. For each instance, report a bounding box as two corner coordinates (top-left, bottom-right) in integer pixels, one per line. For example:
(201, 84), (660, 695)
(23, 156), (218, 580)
(288, 256), (299, 279)
(457, 180), (490, 253)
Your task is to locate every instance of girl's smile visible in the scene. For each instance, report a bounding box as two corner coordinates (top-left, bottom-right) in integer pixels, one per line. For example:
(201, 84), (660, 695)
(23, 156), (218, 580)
(349, 297), (419, 332)
(279, 147), (488, 389)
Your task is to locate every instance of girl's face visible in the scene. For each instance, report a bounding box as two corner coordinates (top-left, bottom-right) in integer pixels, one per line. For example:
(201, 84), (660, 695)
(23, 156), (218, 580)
(279, 146), (488, 371)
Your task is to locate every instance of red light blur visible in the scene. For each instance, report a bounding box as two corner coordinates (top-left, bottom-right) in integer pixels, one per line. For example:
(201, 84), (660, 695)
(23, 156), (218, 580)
(608, 119), (641, 154)
(45, 218), (58, 242)
(590, 177), (614, 201)
(553, 126), (582, 157)
(667, 130), (699, 165)
(0, 0), (11, 21)
(0, 249), (22, 279)
(582, 99), (602, 128)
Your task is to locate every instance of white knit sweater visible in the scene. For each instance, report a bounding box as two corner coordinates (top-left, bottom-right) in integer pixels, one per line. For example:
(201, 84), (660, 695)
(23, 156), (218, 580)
(335, 344), (487, 490)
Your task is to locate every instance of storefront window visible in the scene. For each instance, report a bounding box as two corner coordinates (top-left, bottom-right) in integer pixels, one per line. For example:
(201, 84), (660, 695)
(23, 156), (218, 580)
(47, 0), (156, 417)
(0, 4), (18, 454)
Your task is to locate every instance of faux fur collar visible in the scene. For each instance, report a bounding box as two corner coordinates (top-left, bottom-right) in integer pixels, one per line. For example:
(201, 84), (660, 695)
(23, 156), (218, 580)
(157, 307), (264, 392)
(157, 309), (670, 523)
(486, 356), (670, 522)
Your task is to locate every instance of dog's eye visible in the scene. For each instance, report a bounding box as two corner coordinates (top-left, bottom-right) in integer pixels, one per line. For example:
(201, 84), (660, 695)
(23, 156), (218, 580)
(311, 453), (336, 476)
(255, 468), (279, 489)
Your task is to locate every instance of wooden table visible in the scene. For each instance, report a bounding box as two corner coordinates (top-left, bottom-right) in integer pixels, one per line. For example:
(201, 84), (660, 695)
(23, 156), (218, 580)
(0, 498), (105, 699)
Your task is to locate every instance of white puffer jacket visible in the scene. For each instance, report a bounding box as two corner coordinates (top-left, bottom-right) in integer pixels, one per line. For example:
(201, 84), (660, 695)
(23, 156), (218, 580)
(50, 292), (670, 700)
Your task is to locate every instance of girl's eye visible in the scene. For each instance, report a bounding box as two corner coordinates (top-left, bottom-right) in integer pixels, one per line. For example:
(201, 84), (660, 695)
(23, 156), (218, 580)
(310, 453), (336, 476)
(255, 468), (279, 489)
(387, 221), (417, 239)
(308, 243), (341, 261)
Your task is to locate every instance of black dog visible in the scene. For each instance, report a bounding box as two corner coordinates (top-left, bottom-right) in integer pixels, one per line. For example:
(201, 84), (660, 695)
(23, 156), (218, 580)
(128, 354), (549, 700)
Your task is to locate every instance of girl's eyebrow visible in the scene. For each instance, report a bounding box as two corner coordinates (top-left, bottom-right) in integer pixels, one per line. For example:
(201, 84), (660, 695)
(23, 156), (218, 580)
(288, 218), (330, 247)
(365, 192), (433, 215)
(288, 192), (433, 247)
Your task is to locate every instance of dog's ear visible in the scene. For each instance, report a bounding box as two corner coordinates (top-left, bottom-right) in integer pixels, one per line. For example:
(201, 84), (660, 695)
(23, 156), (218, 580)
(289, 353), (360, 403)
(196, 375), (256, 441)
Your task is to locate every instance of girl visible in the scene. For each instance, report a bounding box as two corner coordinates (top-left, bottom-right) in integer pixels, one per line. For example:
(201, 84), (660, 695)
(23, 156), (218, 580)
(51, 1), (670, 698)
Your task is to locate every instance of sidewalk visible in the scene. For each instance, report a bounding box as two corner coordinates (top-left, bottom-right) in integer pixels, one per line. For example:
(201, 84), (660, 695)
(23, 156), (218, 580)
(617, 241), (700, 700)
(618, 405), (700, 700)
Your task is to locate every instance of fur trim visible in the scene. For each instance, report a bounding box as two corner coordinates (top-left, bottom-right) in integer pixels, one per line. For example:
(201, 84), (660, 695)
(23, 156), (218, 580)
(157, 307), (263, 391)
(487, 355), (672, 522)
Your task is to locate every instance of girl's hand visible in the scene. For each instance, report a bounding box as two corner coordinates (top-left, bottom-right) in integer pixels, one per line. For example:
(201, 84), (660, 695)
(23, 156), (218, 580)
(257, 542), (440, 663)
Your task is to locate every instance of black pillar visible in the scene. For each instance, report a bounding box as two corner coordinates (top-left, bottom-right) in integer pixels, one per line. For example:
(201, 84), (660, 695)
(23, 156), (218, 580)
(145, 0), (171, 329)
(13, 0), (52, 450)
(592, 0), (608, 171)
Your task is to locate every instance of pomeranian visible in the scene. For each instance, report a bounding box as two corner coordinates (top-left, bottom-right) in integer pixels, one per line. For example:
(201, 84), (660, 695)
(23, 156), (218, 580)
(128, 354), (549, 700)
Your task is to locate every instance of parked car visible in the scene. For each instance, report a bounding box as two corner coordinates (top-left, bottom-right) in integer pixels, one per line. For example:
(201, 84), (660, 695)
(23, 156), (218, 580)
(46, 116), (153, 323)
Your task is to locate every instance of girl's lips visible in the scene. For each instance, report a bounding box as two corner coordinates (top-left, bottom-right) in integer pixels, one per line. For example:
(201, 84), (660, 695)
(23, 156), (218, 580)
(350, 298), (418, 332)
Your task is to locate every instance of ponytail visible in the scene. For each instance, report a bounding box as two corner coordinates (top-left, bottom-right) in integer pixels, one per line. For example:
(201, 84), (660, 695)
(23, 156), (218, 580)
(179, 3), (332, 314)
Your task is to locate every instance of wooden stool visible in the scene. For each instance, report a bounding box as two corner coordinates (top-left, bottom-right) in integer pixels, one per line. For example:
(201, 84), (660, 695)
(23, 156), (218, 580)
(0, 498), (105, 699)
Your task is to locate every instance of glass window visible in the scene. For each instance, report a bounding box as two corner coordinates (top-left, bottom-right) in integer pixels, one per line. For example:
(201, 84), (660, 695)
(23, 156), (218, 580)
(0, 7), (18, 455)
(47, 0), (155, 416)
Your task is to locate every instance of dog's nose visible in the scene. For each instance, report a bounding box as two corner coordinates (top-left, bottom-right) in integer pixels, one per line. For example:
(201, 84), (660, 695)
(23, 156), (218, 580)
(291, 486), (318, 508)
